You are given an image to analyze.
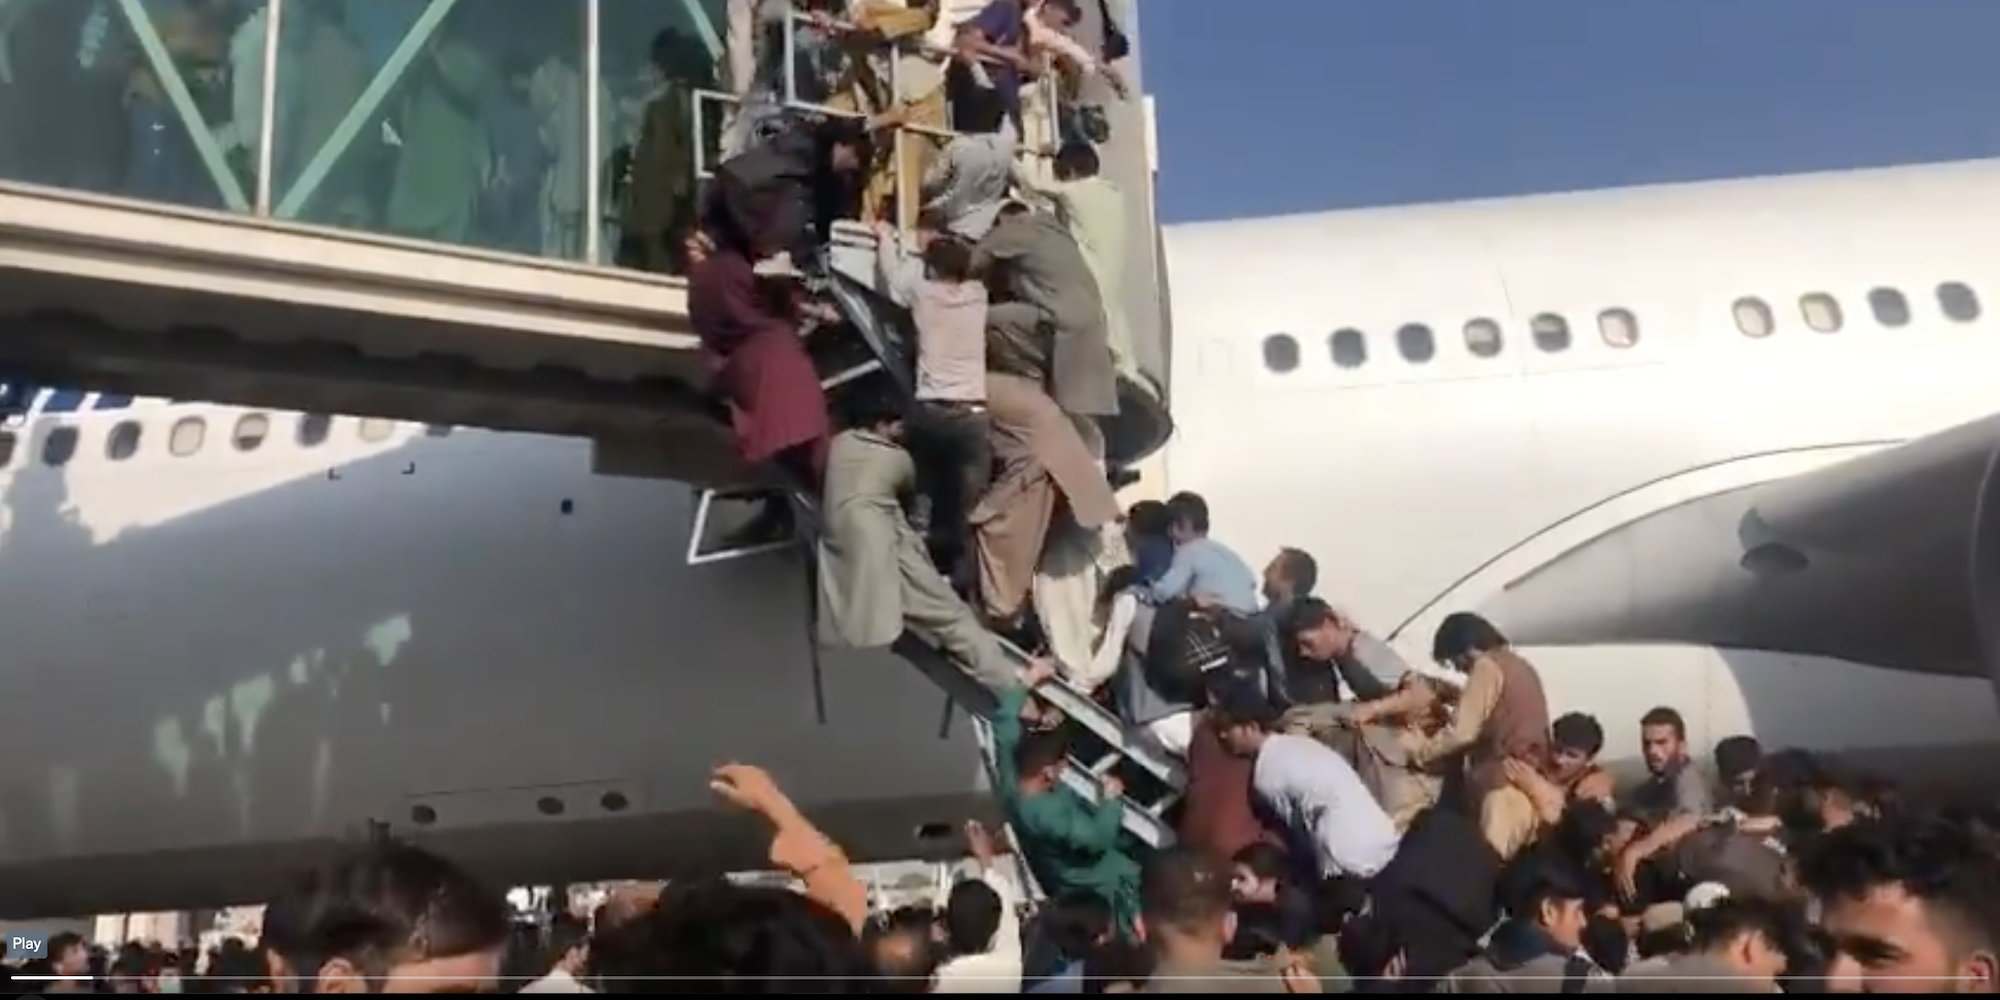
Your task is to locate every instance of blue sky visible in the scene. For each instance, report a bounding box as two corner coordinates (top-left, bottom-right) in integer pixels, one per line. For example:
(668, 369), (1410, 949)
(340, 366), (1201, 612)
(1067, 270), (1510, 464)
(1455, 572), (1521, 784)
(1143, 1), (2000, 223)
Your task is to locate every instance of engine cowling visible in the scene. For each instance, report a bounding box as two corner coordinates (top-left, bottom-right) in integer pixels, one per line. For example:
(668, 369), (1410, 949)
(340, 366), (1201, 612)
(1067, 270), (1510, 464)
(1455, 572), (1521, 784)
(1482, 412), (2000, 698)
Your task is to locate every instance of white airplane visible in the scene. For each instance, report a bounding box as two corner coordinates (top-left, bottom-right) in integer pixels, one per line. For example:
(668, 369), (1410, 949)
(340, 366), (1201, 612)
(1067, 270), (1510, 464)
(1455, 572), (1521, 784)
(6, 157), (2000, 919)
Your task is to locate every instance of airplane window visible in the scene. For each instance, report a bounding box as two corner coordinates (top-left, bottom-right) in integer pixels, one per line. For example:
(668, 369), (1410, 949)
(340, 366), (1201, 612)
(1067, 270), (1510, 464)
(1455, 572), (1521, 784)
(105, 420), (142, 461)
(297, 413), (333, 447)
(40, 425), (77, 467)
(1867, 287), (1911, 328)
(1597, 309), (1640, 348)
(358, 418), (396, 442)
(1799, 293), (1843, 333)
(1329, 328), (1368, 368)
(1732, 297), (1775, 338)
(232, 413), (270, 452)
(168, 416), (206, 457)
(1938, 282), (1981, 323)
(1396, 324), (1436, 363)
(1530, 313), (1570, 353)
(1463, 318), (1504, 358)
(424, 424), (454, 437)
(1261, 334), (1301, 373)
(0, 432), (15, 468)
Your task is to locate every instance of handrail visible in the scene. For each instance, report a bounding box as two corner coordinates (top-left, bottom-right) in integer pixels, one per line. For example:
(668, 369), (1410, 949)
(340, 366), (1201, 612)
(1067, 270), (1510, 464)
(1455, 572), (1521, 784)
(694, 8), (1064, 233)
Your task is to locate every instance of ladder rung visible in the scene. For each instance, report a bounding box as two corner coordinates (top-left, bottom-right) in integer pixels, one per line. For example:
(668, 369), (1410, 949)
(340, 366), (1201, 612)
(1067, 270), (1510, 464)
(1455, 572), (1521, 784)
(1026, 672), (1184, 787)
(820, 360), (883, 390)
(1088, 754), (1121, 777)
(970, 715), (1174, 847)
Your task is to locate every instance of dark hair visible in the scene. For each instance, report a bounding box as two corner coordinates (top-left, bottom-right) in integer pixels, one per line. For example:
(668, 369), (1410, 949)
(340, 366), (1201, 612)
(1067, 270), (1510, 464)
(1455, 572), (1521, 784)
(1284, 597), (1338, 634)
(1714, 735), (1763, 781)
(1551, 712), (1605, 757)
(942, 878), (1003, 956)
(1099, 564), (1141, 605)
(1272, 547), (1318, 596)
(1223, 904), (1288, 961)
(1557, 799), (1620, 862)
(596, 881), (875, 991)
(1053, 140), (1100, 180)
(1499, 858), (1588, 924)
(48, 931), (85, 960)
(1012, 728), (1070, 776)
(1798, 814), (2000, 954)
(863, 920), (940, 993)
(1164, 492), (1210, 534)
(1140, 848), (1234, 934)
(1640, 706), (1686, 740)
(1207, 682), (1280, 731)
(1041, 892), (1113, 958)
(1686, 897), (1797, 955)
(265, 840), (510, 990)
(1430, 612), (1507, 663)
(1081, 938), (1154, 993)
(1231, 842), (1290, 883)
(1125, 500), (1171, 538)
(547, 914), (591, 964)
(921, 236), (974, 282)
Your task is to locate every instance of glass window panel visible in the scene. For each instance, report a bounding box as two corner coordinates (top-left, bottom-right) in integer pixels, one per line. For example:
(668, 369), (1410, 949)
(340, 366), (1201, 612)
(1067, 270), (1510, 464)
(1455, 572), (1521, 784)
(598, 0), (726, 276)
(0, 0), (269, 213)
(268, 0), (594, 261)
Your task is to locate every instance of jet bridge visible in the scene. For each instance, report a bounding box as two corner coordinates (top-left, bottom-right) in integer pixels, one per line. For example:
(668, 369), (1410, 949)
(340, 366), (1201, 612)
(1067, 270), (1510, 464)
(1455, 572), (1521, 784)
(0, 0), (1170, 497)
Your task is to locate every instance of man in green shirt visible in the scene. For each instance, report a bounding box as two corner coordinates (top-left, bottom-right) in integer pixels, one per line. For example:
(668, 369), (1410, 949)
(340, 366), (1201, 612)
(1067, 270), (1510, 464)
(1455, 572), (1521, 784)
(991, 659), (1142, 933)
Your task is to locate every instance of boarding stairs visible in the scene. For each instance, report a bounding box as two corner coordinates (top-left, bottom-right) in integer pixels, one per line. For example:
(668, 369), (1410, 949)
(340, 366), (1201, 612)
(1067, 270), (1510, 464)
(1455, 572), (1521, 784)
(682, 225), (1182, 849)
(679, 15), (1180, 850)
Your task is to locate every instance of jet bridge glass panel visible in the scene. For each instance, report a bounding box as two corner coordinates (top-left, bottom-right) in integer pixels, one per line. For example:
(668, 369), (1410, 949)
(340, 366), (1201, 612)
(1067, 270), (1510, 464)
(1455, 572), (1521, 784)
(0, 0), (727, 265)
(0, 0), (270, 212)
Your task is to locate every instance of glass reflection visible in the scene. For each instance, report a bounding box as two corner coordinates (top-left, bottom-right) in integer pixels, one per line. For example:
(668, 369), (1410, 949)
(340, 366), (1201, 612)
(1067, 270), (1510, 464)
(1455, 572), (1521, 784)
(268, 0), (591, 260)
(0, 0), (269, 212)
(599, 0), (723, 276)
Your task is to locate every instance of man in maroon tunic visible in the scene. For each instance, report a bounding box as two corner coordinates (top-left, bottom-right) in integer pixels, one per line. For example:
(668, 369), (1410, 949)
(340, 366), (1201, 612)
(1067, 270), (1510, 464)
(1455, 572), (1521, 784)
(685, 117), (872, 540)
(688, 245), (830, 489)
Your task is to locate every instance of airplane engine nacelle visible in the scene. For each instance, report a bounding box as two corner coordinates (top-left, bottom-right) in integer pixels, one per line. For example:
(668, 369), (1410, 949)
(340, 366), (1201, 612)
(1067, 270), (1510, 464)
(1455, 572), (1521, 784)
(1485, 411), (2000, 703)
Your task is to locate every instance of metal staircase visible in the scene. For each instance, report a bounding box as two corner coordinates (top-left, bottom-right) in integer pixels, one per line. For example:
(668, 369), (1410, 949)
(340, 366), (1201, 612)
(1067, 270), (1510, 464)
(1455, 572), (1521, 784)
(680, 233), (1184, 848)
(681, 17), (1183, 849)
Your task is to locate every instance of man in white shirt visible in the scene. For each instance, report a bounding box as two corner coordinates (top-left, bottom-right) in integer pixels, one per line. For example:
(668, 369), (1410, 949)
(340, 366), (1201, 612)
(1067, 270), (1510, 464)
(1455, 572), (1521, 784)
(1211, 684), (1401, 881)
(932, 820), (1024, 992)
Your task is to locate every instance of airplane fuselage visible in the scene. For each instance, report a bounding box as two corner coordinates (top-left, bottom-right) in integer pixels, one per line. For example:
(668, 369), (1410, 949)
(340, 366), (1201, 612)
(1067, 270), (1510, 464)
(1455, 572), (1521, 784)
(8, 159), (2000, 916)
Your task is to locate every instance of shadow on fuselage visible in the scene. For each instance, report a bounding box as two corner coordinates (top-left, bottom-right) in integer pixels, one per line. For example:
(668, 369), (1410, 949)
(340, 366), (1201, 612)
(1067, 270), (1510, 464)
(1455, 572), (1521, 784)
(0, 428), (984, 917)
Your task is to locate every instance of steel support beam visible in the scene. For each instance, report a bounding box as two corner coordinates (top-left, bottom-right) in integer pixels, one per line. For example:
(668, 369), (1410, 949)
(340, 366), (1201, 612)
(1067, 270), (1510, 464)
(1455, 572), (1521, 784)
(274, 0), (467, 219)
(109, 0), (251, 211)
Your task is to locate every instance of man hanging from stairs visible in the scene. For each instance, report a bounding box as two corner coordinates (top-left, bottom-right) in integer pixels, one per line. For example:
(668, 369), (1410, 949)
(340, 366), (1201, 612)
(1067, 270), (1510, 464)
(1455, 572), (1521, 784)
(817, 396), (1018, 693)
(689, 114), (881, 545)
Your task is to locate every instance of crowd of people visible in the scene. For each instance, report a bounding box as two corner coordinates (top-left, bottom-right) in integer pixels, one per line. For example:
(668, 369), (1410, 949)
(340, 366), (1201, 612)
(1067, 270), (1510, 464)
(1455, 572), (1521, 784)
(7, 0), (2000, 993)
(5, 676), (1996, 993)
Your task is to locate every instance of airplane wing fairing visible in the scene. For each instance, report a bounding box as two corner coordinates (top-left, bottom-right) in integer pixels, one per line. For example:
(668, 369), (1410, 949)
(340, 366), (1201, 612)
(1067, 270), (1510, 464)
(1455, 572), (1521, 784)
(1484, 412), (2000, 703)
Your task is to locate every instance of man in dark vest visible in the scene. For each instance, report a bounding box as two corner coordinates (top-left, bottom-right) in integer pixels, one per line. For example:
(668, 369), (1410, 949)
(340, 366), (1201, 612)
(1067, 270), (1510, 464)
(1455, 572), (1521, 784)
(1350, 611), (1553, 861)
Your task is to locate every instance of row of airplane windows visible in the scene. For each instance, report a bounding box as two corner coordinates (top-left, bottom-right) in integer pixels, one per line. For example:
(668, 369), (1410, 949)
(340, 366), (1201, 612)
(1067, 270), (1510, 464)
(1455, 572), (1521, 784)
(0, 413), (451, 469)
(1259, 281), (1985, 371)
